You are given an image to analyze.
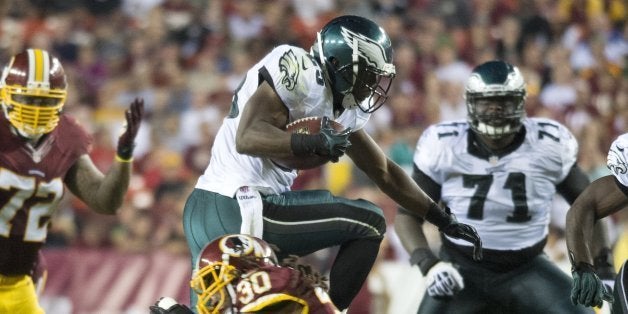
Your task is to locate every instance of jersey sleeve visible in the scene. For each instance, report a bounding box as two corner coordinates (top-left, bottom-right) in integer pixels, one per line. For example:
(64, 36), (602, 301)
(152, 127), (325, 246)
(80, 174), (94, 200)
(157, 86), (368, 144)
(561, 125), (578, 181)
(555, 122), (579, 182)
(413, 124), (446, 184)
(259, 45), (328, 118)
(57, 114), (93, 157)
(607, 133), (628, 188)
(532, 118), (579, 183)
(335, 109), (370, 132)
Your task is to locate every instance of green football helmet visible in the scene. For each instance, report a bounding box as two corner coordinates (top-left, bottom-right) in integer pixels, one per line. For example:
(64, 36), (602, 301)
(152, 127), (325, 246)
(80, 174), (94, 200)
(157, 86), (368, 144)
(311, 15), (396, 113)
(465, 60), (526, 139)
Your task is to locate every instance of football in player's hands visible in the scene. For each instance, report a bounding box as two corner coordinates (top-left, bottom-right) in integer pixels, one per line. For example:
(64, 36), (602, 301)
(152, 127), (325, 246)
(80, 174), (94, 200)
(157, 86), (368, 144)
(287, 117), (345, 135)
(272, 117), (346, 169)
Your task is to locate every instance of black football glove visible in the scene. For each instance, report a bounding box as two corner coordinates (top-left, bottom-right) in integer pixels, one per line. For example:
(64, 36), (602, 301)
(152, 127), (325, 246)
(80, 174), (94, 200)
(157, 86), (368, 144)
(317, 116), (351, 161)
(424, 203), (483, 261)
(149, 297), (194, 314)
(571, 262), (613, 308)
(290, 116), (351, 162)
(116, 97), (144, 160)
(441, 220), (483, 261)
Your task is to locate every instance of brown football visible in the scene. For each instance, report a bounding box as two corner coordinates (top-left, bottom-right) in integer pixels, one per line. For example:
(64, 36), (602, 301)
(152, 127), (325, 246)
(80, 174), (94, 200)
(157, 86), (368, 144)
(271, 117), (345, 170)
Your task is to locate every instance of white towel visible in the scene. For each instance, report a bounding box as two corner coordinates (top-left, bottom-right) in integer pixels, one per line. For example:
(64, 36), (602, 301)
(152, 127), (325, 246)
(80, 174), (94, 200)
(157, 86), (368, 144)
(236, 186), (264, 238)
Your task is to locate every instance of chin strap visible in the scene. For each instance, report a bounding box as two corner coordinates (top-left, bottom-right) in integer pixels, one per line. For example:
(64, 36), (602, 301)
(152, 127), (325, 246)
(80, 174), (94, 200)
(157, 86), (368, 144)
(341, 93), (357, 110)
(9, 124), (43, 143)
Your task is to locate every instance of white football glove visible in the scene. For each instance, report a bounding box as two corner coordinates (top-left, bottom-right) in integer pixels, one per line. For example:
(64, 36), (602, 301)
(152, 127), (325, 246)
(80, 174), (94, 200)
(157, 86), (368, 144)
(425, 261), (465, 298)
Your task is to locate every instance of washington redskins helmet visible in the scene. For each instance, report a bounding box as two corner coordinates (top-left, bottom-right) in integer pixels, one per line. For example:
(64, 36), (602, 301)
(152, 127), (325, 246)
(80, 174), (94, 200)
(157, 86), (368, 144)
(190, 234), (278, 314)
(465, 60), (526, 139)
(310, 15), (396, 113)
(0, 49), (67, 138)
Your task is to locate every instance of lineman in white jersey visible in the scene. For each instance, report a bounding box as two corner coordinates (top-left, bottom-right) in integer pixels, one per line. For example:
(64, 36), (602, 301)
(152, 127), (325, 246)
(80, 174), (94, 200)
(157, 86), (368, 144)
(395, 60), (609, 313)
(183, 15), (482, 311)
(567, 133), (628, 313)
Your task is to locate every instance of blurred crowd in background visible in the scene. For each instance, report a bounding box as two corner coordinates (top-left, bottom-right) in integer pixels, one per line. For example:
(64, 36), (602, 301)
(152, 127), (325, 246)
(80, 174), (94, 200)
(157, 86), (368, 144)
(1, 0), (626, 312)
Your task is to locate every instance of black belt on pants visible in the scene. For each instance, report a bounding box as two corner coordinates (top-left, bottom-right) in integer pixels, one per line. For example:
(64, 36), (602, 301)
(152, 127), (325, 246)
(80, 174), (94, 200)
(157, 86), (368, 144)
(441, 235), (547, 273)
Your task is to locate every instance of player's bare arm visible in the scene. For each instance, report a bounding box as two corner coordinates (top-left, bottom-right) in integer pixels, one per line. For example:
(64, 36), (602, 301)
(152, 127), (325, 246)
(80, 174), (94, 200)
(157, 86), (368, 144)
(236, 81), (292, 159)
(348, 129), (482, 260)
(64, 154), (130, 215)
(558, 165), (613, 266)
(589, 176), (628, 218)
(347, 129), (434, 216)
(394, 211), (431, 253)
(566, 175), (628, 264)
(64, 98), (144, 215)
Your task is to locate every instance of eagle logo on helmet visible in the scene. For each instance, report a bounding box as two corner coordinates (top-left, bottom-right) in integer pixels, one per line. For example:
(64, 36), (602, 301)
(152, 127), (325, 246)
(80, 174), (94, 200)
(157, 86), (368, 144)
(340, 26), (394, 73)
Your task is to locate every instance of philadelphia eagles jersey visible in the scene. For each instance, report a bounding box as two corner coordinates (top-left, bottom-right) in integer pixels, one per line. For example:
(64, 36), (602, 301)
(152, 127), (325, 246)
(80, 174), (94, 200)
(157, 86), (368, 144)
(413, 118), (578, 251)
(607, 133), (628, 189)
(196, 45), (370, 197)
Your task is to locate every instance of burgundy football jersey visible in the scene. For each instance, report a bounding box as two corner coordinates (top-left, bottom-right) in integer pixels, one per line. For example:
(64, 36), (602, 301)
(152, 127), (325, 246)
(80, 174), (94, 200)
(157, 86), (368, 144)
(0, 114), (91, 275)
(234, 265), (339, 314)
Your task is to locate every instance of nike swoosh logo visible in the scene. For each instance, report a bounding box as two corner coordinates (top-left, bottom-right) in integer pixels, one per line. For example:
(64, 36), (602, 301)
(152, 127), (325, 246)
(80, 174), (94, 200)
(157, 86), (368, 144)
(301, 57), (311, 71)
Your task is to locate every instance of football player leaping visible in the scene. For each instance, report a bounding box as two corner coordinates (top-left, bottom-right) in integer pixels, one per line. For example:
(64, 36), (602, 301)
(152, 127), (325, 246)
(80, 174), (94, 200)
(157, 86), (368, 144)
(395, 60), (610, 313)
(183, 15), (482, 311)
(0, 48), (143, 313)
(150, 234), (340, 314)
(567, 133), (628, 313)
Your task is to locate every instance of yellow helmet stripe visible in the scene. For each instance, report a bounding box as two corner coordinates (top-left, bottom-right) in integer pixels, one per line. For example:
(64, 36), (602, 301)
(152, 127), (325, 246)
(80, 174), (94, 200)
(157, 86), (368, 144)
(27, 49), (50, 88)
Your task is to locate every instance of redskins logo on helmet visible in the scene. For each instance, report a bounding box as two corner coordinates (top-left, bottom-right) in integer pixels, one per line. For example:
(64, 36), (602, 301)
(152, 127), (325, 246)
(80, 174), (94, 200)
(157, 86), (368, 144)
(190, 234), (278, 314)
(0, 48), (67, 138)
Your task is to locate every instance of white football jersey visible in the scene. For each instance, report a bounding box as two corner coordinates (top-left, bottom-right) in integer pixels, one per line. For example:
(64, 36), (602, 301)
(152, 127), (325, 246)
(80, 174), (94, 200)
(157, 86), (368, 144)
(414, 118), (578, 250)
(607, 133), (628, 188)
(196, 45), (370, 197)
